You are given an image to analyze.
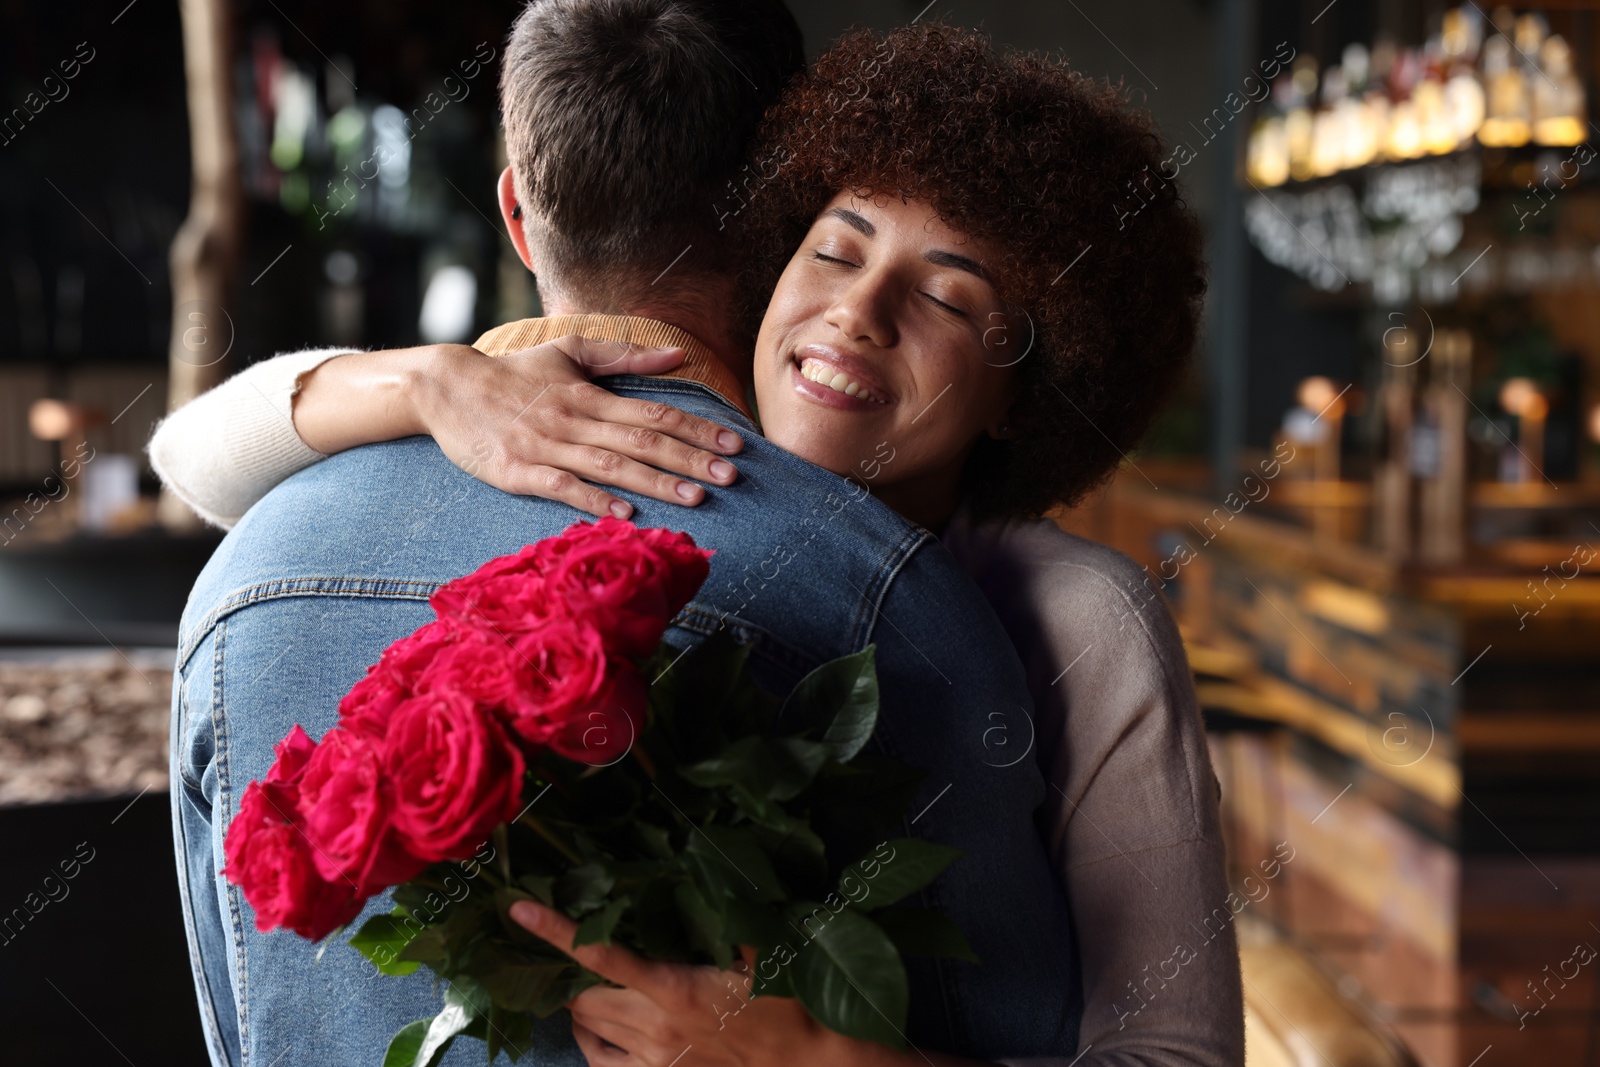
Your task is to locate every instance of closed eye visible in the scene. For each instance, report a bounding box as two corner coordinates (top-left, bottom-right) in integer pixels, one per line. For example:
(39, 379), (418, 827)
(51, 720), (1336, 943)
(811, 251), (855, 266)
(923, 292), (969, 318)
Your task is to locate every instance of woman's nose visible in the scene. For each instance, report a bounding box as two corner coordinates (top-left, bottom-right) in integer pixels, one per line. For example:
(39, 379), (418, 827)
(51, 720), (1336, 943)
(824, 272), (897, 348)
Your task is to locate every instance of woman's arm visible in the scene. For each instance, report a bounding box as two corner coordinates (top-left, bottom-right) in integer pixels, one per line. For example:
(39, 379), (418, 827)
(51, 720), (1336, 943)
(147, 347), (351, 528)
(942, 517), (1245, 1067)
(147, 339), (746, 529)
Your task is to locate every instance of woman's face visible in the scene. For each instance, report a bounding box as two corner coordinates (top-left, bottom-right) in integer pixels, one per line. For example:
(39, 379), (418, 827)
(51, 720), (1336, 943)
(752, 191), (1016, 527)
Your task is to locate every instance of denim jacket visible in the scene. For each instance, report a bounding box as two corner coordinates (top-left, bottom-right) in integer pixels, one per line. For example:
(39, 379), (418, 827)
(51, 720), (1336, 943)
(172, 372), (1078, 1067)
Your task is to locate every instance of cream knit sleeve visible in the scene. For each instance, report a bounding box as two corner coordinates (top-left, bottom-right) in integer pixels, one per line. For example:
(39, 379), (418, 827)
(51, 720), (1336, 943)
(146, 348), (356, 529)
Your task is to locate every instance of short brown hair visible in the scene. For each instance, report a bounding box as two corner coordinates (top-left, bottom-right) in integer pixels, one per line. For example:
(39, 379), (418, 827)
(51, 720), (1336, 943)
(500, 0), (804, 298)
(735, 25), (1207, 522)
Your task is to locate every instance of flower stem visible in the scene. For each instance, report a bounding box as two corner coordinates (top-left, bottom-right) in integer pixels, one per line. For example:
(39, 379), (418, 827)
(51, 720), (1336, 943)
(519, 814), (583, 865)
(631, 745), (658, 781)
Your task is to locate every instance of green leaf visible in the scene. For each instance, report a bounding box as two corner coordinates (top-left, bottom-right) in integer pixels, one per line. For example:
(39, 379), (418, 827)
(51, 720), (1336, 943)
(780, 647), (879, 762)
(871, 907), (979, 963)
(351, 911), (424, 976)
(634, 876), (693, 961)
(685, 825), (785, 903)
(381, 1020), (430, 1067)
(517, 875), (555, 905)
(633, 821), (674, 860)
(789, 906), (908, 1046)
(465, 941), (574, 1015)
(840, 839), (961, 910)
(722, 898), (792, 949)
(674, 880), (730, 968)
(398, 991), (479, 1067)
(574, 898), (628, 947)
(555, 863), (616, 915)
(680, 737), (831, 802)
(758, 822), (829, 897)
(487, 1005), (537, 1062)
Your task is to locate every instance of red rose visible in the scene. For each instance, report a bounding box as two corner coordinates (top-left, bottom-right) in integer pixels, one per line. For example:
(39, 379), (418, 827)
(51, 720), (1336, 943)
(222, 726), (363, 940)
(266, 723), (318, 784)
(339, 620), (455, 737)
(537, 519), (712, 656)
(224, 779), (364, 940)
(496, 618), (611, 746)
(384, 690), (527, 861)
(635, 524), (715, 612)
(297, 728), (428, 896)
(410, 627), (524, 711)
(544, 659), (648, 766)
(430, 546), (557, 634)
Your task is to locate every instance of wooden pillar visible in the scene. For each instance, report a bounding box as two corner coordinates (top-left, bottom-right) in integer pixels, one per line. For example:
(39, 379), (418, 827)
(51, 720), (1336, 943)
(1205, 0), (1256, 491)
(1418, 331), (1471, 565)
(160, 0), (244, 530)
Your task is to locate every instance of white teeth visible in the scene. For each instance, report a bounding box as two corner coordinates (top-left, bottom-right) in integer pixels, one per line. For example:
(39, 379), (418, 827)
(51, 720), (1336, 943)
(799, 358), (883, 403)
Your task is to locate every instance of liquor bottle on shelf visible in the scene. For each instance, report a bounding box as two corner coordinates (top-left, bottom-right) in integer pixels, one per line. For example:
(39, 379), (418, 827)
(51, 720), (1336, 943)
(1479, 34), (1531, 147)
(1532, 36), (1586, 147)
(1440, 6), (1486, 148)
(1287, 56), (1318, 183)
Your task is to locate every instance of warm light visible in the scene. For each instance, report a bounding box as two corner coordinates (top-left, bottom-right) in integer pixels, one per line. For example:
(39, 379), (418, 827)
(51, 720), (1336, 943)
(1310, 109), (1342, 177)
(1247, 117), (1291, 187)
(1499, 377), (1543, 418)
(1416, 80), (1457, 156)
(1444, 72), (1485, 145)
(1479, 36), (1531, 147)
(1533, 36), (1586, 147)
(1298, 376), (1343, 418)
(1587, 403), (1600, 445)
(1386, 100), (1424, 159)
(1286, 107), (1315, 182)
(1352, 94), (1388, 167)
(29, 399), (75, 441)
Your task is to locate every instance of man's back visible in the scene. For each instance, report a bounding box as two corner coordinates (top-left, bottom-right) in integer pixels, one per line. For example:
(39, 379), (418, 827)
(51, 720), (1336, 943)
(172, 375), (1076, 1067)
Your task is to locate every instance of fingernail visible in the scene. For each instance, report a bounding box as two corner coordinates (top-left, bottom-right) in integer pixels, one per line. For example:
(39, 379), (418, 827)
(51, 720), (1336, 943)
(675, 481), (700, 501)
(511, 901), (543, 929)
(709, 459), (735, 482)
(716, 431), (741, 452)
(609, 500), (632, 519)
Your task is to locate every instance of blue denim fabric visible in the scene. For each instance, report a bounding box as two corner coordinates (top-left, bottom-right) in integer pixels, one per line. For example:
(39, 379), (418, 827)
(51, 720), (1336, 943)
(171, 375), (1079, 1067)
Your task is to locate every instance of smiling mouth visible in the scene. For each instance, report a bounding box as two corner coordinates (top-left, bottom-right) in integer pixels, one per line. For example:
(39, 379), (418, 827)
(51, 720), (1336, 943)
(796, 357), (888, 404)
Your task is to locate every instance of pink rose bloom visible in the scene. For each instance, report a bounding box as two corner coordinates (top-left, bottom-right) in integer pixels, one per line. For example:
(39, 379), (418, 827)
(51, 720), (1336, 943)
(339, 619), (455, 737)
(497, 618), (612, 746)
(223, 726), (363, 940)
(410, 627), (525, 711)
(536, 519), (712, 656)
(297, 728), (428, 896)
(430, 546), (557, 635)
(384, 690), (527, 861)
(544, 659), (648, 766)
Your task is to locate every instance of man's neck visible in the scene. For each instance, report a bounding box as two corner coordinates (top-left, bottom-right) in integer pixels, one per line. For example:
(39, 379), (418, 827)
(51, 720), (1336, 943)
(540, 288), (752, 394)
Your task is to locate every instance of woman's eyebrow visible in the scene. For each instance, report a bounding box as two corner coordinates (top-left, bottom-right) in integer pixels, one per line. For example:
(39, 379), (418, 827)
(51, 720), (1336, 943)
(924, 248), (995, 287)
(825, 207), (875, 237)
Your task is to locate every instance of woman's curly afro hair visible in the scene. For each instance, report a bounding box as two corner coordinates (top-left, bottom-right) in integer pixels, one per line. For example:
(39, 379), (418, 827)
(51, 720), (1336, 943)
(732, 24), (1206, 522)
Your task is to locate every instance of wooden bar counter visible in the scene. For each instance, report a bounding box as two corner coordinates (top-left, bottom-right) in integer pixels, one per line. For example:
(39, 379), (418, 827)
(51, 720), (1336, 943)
(1060, 470), (1600, 1067)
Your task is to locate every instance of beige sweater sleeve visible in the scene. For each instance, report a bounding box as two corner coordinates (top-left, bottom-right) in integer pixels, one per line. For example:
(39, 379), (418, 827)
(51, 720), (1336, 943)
(943, 517), (1244, 1067)
(146, 348), (354, 529)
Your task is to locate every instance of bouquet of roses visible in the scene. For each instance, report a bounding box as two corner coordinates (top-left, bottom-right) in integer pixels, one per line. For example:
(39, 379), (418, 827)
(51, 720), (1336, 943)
(224, 518), (975, 1067)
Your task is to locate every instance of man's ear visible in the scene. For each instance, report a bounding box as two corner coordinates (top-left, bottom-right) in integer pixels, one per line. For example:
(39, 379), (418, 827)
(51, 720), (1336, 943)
(497, 166), (536, 274)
